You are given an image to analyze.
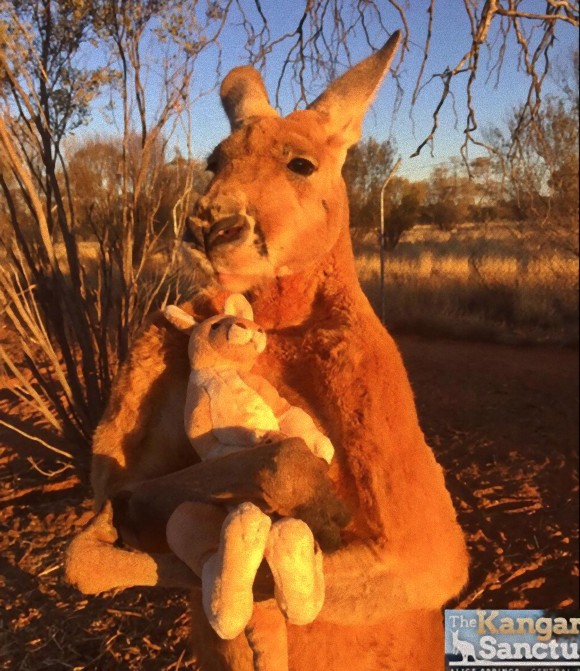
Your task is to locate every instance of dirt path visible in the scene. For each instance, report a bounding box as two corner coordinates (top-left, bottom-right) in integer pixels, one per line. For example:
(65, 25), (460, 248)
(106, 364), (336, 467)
(399, 337), (579, 610)
(0, 337), (578, 670)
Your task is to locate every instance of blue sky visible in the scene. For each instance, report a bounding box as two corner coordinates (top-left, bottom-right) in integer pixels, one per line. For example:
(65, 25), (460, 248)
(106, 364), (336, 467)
(87, 2), (578, 181)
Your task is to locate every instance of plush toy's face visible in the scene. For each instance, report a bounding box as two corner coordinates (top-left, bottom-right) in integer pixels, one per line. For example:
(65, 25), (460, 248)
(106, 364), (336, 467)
(163, 294), (266, 373)
(189, 313), (266, 372)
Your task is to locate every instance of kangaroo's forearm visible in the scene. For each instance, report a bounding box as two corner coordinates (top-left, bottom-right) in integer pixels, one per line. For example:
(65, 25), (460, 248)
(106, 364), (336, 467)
(117, 437), (342, 551)
(320, 540), (468, 625)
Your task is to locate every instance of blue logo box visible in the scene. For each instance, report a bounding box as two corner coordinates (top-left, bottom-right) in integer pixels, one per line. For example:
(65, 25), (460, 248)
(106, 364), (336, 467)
(445, 610), (580, 671)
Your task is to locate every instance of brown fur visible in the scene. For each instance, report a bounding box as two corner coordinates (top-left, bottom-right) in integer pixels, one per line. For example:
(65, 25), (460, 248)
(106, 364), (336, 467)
(66, 31), (468, 670)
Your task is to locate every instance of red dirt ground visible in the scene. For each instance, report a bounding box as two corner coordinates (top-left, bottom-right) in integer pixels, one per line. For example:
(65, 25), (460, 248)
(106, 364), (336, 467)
(1, 336), (578, 670)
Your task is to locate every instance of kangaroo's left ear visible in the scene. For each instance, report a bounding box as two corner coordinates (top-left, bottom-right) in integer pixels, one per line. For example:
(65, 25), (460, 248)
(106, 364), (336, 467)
(223, 294), (254, 321)
(309, 31), (401, 150)
(163, 305), (197, 333)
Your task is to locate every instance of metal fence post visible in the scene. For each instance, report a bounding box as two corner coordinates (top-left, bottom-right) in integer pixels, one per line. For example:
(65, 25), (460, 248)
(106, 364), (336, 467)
(379, 158), (401, 324)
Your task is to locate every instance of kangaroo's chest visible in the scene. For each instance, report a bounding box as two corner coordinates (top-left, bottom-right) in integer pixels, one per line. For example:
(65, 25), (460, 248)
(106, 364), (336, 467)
(253, 331), (317, 412)
(253, 324), (367, 517)
(252, 326), (350, 444)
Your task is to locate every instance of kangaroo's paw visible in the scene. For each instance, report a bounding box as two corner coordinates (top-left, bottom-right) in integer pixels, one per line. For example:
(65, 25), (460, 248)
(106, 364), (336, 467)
(264, 518), (324, 625)
(203, 502), (271, 640)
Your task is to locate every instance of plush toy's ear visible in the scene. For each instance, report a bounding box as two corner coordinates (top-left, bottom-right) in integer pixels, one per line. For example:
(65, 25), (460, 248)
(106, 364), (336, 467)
(223, 294), (254, 321)
(163, 305), (197, 333)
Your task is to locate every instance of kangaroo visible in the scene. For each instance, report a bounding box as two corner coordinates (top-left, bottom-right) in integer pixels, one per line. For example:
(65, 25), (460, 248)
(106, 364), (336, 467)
(452, 630), (477, 662)
(65, 30), (468, 671)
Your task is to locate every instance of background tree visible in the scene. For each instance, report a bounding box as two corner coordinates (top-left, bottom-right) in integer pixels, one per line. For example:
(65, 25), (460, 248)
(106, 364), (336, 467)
(0, 0), (112, 440)
(66, 136), (211, 255)
(467, 156), (503, 222)
(154, 152), (211, 243)
(486, 49), (579, 257)
(382, 177), (427, 250)
(0, 0), (211, 445)
(166, 1), (577, 160)
(423, 164), (477, 231)
(343, 137), (396, 236)
(66, 137), (123, 242)
(407, 1), (579, 160)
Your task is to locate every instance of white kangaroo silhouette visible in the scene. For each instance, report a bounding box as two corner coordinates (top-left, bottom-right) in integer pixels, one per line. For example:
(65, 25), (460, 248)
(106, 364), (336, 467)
(451, 630), (477, 662)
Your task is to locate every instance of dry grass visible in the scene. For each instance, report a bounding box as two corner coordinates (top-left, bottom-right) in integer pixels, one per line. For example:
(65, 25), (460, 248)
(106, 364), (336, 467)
(355, 223), (579, 346)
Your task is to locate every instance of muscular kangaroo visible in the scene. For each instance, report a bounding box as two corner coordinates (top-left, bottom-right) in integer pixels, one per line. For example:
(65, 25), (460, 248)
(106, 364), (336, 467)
(65, 31), (468, 670)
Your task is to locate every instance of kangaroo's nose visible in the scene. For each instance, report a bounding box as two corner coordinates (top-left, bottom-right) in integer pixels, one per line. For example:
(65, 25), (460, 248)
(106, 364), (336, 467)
(182, 213), (250, 253)
(186, 193), (252, 253)
(182, 217), (207, 251)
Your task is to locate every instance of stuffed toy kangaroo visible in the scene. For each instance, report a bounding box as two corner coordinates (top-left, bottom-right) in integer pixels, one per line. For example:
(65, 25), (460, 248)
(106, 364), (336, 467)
(163, 294), (334, 668)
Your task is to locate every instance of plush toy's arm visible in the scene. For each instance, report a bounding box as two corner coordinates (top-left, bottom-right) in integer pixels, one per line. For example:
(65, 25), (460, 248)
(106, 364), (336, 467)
(241, 373), (334, 463)
(239, 372), (291, 417)
(277, 406), (334, 464)
(183, 384), (225, 461)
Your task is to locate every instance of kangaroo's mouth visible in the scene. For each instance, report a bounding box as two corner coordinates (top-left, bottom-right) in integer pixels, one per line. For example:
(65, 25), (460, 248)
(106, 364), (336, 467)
(182, 212), (277, 291)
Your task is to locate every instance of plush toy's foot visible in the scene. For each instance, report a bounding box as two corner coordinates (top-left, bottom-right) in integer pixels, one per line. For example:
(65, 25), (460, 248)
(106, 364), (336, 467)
(203, 502), (271, 640)
(264, 518), (324, 625)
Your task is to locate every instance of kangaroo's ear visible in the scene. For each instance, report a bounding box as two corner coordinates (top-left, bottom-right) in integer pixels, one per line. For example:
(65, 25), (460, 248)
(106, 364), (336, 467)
(221, 66), (279, 131)
(163, 305), (197, 333)
(223, 293), (254, 321)
(309, 31), (401, 150)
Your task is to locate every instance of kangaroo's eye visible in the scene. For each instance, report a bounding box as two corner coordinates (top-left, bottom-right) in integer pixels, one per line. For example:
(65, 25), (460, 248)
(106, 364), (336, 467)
(210, 322), (221, 330)
(287, 157), (317, 176)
